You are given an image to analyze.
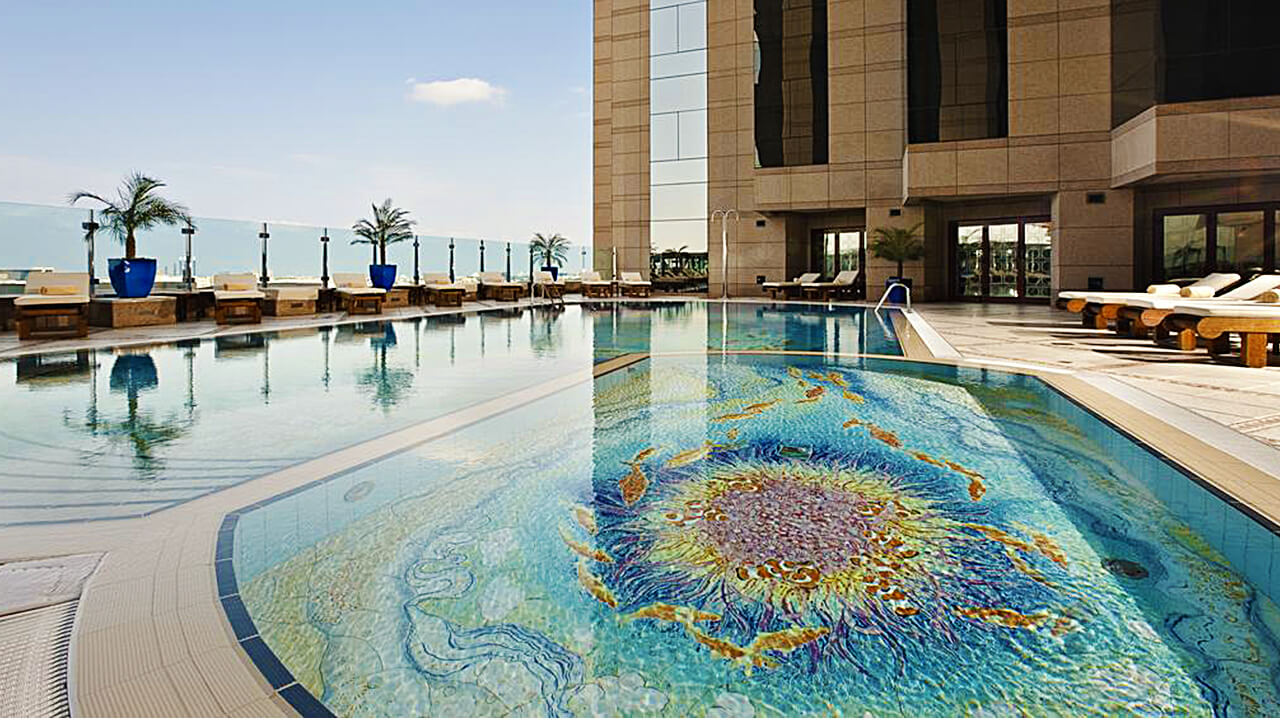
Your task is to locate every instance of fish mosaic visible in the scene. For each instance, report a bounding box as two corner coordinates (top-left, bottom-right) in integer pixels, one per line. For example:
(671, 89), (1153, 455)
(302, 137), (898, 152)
(234, 355), (1280, 717)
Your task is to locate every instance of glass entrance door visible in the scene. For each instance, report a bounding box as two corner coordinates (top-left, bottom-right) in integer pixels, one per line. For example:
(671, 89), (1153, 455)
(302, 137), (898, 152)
(812, 229), (864, 278)
(952, 218), (1052, 302)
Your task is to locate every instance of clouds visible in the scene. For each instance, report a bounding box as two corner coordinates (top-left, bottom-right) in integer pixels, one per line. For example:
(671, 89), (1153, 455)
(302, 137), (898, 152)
(407, 77), (506, 107)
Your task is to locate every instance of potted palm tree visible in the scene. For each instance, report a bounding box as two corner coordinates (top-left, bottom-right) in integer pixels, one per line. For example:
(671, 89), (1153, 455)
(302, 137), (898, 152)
(531, 232), (570, 281)
(352, 199), (415, 290)
(69, 173), (191, 298)
(870, 223), (924, 304)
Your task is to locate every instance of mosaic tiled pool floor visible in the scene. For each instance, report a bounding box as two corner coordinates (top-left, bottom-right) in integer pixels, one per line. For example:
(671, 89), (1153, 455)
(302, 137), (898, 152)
(230, 354), (1280, 717)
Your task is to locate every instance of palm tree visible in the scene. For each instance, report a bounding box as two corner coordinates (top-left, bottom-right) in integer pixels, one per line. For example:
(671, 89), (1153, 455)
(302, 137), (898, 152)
(351, 199), (415, 265)
(69, 173), (191, 259)
(531, 232), (570, 268)
(869, 223), (925, 279)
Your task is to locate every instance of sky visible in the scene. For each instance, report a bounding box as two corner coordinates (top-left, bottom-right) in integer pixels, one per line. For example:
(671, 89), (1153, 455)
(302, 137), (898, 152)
(0, 1), (593, 248)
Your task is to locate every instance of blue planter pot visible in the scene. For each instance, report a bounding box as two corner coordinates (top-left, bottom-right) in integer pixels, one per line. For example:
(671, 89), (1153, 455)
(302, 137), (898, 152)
(107, 258), (157, 298)
(885, 276), (913, 304)
(369, 264), (397, 290)
(541, 266), (559, 281)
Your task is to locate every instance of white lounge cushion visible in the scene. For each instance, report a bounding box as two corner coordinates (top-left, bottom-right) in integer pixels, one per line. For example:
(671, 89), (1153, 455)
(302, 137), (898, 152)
(803, 270), (860, 288)
(336, 287), (386, 296)
(265, 286), (318, 301)
(20, 271), (90, 301)
(1219, 274), (1280, 300)
(620, 271), (650, 285)
(14, 294), (90, 307)
(332, 272), (370, 289)
(533, 271), (564, 285)
(212, 272), (259, 292)
(1179, 272), (1241, 296)
(214, 289), (265, 301)
(581, 271), (603, 282)
(421, 272), (451, 284)
(1172, 302), (1280, 318)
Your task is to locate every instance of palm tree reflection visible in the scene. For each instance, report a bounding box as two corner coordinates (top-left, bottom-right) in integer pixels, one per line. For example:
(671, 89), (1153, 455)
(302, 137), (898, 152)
(356, 324), (415, 412)
(69, 352), (194, 477)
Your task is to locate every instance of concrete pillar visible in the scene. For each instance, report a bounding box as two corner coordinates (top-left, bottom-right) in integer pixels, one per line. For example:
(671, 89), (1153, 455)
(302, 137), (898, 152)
(1051, 189), (1136, 294)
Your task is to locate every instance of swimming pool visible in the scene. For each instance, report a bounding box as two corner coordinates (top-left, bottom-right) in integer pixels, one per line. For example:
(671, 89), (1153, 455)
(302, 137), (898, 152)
(220, 334), (1280, 715)
(0, 302), (899, 525)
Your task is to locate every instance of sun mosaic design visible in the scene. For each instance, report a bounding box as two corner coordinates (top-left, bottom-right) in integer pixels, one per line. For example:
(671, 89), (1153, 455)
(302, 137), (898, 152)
(235, 356), (1280, 717)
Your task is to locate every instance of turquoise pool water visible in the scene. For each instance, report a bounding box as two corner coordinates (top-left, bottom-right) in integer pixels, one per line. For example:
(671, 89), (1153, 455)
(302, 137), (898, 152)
(227, 351), (1280, 717)
(0, 302), (898, 525)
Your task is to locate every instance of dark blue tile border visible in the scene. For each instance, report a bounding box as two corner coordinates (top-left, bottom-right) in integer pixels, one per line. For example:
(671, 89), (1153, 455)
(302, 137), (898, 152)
(219, 500), (336, 717)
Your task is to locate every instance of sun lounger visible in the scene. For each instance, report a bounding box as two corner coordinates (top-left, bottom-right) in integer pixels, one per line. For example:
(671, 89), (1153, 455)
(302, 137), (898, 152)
(211, 273), (265, 324)
(263, 285), (318, 317)
(1164, 300), (1280, 368)
(801, 270), (861, 301)
(1115, 274), (1280, 337)
(533, 270), (566, 305)
(420, 272), (465, 307)
(333, 272), (385, 315)
(764, 272), (820, 300)
(477, 271), (524, 302)
(1073, 273), (1240, 330)
(14, 271), (90, 339)
(619, 271), (651, 297)
(581, 270), (613, 298)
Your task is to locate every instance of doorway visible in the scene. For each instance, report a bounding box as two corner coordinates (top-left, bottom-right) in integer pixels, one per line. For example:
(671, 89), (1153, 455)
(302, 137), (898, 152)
(952, 218), (1052, 301)
(810, 229), (865, 292)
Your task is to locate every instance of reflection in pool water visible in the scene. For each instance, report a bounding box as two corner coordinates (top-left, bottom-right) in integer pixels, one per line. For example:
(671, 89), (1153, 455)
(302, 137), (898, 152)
(232, 353), (1280, 717)
(0, 302), (896, 525)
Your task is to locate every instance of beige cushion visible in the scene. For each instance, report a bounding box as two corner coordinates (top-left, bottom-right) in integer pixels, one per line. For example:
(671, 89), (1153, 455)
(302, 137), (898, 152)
(266, 286), (318, 301)
(336, 286), (385, 296)
(1180, 285), (1215, 298)
(1221, 274), (1280, 300)
(422, 272), (451, 284)
(22, 271), (90, 298)
(15, 294), (90, 307)
(477, 272), (506, 284)
(581, 271), (602, 282)
(332, 272), (368, 289)
(1145, 284), (1181, 295)
(215, 289), (265, 301)
(39, 285), (79, 296)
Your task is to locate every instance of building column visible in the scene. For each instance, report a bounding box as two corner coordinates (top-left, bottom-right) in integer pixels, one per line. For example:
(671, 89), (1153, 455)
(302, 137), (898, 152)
(1051, 189), (1135, 294)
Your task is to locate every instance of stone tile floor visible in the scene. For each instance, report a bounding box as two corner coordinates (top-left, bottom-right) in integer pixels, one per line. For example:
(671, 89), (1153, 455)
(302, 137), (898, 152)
(917, 303), (1280, 448)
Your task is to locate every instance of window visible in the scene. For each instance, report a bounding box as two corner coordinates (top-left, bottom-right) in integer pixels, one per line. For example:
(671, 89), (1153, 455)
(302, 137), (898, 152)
(1112, 1), (1280, 127)
(651, 0), (709, 254)
(908, 0), (1009, 143)
(754, 0), (829, 167)
(951, 219), (1051, 302)
(1156, 205), (1277, 281)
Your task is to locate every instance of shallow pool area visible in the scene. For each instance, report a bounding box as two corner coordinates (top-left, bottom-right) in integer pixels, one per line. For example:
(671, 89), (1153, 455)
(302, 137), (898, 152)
(226, 350), (1280, 717)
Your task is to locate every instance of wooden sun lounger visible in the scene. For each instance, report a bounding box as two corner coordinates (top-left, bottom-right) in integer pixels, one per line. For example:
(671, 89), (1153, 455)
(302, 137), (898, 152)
(333, 272), (385, 315)
(764, 272), (820, 300)
(1165, 302), (1280, 368)
(801, 270), (861, 301)
(212, 272), (265, 324)
(14, 271), (90, 339)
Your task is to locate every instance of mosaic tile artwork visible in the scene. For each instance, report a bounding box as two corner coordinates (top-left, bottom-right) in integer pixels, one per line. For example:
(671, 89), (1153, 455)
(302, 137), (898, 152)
(233, 355), (1280, 717)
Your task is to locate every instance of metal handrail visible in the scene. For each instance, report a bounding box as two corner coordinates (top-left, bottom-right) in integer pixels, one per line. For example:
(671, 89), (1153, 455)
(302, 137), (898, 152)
(874, 282), (912, 312)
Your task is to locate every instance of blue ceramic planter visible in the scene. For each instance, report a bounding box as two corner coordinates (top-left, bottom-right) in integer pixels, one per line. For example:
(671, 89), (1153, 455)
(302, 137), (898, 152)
(107, 258), (157, 298)
(369, 264), (397, 290)
(885, 276), (913, 304)
(541, 266), (560, 281)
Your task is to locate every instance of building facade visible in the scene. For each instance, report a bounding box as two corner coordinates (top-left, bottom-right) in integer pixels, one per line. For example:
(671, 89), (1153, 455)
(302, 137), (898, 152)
(594, 0), (1280, 300)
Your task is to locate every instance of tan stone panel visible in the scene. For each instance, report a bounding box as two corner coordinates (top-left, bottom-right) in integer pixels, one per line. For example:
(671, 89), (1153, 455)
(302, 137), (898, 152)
(1059, 16), (1109, 58)
(1228, 108), (1280, 158)
(831, 101), (867, 136)
(907, 148), (958, 188)
(1058, 139), (1111, 182)
(1157, 112), (1231, 161)
(831, 167), (868, 202)
(1009, 143), (1060, 183)
(831, 72), (867, 105)
(1060, 55), (1109, 95)
(1058, 92), (1110, 133)
(830, 34), (866, 69)
(1009, 22), (1058, 63)
(865, 99), (904, 132)
(829, 0), (867, 33)
(863, 30), (902, 64)
(865, 68), (904, 101)
(755, 173), (792, 205)
(1054, 187), (1135, 228)
(867, 167), (904, 201)
(791, 170), (832, 205)
(956, 146), (1009, 186)
(1009, 97), (1060, 136)
(1009, 60), (1059, 100)
(866, 129), (904, 161)
(1054, 263), (1133, 292)
(1054, 227), (1134, 266)
(864, 0), (903, 26)
(1009, 0), (1059, 16)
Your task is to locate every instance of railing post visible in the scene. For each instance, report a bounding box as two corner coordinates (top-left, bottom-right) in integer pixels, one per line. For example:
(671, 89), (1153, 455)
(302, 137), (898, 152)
(258, 223), (270, 286)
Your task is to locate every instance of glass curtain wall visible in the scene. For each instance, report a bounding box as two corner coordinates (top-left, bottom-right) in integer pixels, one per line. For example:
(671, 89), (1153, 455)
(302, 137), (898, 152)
(1157, 205), (1277, 281)
(754, 0), (829, 167)
(908, 0), (1009, 143)
(650, 0), (709, 263)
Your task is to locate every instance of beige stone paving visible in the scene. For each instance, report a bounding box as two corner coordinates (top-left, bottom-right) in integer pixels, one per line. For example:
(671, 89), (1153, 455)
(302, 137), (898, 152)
(917, 303), (1280, 448)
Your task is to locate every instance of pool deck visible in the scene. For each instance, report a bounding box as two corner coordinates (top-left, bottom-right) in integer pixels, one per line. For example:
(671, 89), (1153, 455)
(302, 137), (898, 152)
(2, 296), (1279, 717)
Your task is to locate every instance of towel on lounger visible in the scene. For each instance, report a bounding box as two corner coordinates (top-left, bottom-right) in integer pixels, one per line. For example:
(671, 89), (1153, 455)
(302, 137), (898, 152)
(1145, 284), (1180, 295)
(1180, 285), (1216, 298)
(38, 285), (79, 296)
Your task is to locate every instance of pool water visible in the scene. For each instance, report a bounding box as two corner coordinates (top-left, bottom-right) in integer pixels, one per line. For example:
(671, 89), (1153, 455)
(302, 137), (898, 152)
(0, 302), (898, 525)
(229, 350), (1280, 717)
